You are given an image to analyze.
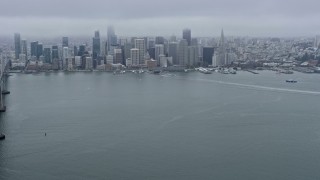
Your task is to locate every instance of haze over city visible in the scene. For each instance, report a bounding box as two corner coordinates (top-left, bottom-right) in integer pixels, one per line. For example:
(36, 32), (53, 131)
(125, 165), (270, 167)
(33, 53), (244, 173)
(1, 0), (320, 37)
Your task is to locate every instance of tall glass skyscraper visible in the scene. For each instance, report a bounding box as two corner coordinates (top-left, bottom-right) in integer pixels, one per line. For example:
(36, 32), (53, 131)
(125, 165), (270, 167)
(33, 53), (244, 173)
(14, 33), (21, 60)
(107, 26), (117, 52)
(92, 30), (101, 60)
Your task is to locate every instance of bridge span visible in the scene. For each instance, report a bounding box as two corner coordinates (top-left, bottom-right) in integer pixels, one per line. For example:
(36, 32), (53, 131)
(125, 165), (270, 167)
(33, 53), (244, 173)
(0, 57), (10, 113)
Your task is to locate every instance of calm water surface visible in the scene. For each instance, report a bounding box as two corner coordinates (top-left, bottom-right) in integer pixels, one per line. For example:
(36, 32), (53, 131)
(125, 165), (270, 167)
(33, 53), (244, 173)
(0, 71), (320, 180)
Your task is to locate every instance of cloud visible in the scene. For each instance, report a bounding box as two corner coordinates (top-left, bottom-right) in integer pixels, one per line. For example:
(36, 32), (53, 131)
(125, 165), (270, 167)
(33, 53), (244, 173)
(1, 0), (320, 37)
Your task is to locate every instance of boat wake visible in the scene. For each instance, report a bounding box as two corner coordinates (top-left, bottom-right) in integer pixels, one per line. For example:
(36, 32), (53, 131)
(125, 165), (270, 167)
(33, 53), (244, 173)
(188, 78), (320, 95)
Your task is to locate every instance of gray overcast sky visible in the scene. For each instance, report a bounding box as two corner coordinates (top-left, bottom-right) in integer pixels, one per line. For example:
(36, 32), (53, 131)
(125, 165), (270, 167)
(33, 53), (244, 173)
(1, 0), (320, 37)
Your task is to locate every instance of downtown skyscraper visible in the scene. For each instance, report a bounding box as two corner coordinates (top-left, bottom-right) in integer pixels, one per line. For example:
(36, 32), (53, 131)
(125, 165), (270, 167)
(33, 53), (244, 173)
(183, 29), (191, 46)
(107, 26), (117, 52)
(14, 33), (21, 60)
(92, 30), (101, 60)
(135, 39), (145, 65)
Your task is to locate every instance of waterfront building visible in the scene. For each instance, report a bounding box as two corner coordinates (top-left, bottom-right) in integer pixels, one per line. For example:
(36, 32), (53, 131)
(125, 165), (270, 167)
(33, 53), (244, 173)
(130, 48), (139, 66)
(146, 59), (157, 70)
(85, 57), (93, 70)
(126, 58), (132, 67)
(155, 44), (164, 65)
(160, 56), (172, 67)
(106, 55), (113, 64)
(67, 57), (73, 71)
(75, 56), (82, 67)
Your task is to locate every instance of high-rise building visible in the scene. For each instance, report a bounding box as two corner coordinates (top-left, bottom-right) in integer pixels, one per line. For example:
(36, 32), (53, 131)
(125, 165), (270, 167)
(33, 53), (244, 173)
(37, 43), (43, 60)
(51, 45), (59, 69)
(113, 49), (123, 64)
(124, 42), (132, 62)
(31, 41), (38, 58)
(75, 56), (82, 67)
(43, 48), (51, 64)
(191, 38), (198, 46)
(135, 39), (145, 65)
(178, 39), (188, 66)
(14, 33), (21, 60)
(73, 46), (78, 57)
(216, 29), (227, 66)
(130, 48), (139, 66)
(148, 38), (155, 49)
(202, 47), (214, 66)
(62, 37), (68, 47)
(155, 36), (164, 45)
(85, 57), (93, 70)
(183, 29), (191, 46)
(170, 35), (177, 42)
(155, 44), (164, 65)
(78, 45), (85, 56)
(160, 56), (172, 67)
(188, 46), (199, 66)
(106, 55), (113, 64)
(168, 42), (178, 65)
(107, 26), (117, 52)
(148, 47), (155, 60)
(21, 39), (28, 58)
(63, 47), (69, 68)
(52, 45), (59, 60)
(92, 30), (101, 60)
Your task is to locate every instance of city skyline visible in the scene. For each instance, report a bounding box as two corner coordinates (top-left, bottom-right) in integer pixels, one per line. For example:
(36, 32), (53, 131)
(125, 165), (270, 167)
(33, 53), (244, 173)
(1, 0), (320, 37)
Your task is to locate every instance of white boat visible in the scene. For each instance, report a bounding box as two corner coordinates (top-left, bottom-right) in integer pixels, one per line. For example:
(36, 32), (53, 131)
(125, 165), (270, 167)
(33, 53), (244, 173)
(199, 67), (212, 74)
(229, 69), (236, 74)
